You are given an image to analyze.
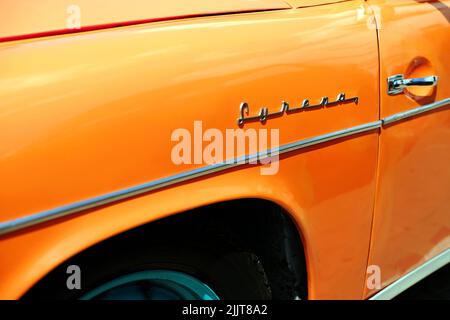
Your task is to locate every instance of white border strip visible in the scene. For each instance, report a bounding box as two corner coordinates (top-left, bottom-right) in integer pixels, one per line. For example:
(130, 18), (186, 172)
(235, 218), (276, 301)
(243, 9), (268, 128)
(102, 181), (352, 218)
(370, 249), (450, 300)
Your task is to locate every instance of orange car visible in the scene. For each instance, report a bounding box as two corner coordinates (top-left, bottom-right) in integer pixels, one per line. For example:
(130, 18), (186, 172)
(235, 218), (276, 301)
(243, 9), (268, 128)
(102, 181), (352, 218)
(0, 0), (449, 300)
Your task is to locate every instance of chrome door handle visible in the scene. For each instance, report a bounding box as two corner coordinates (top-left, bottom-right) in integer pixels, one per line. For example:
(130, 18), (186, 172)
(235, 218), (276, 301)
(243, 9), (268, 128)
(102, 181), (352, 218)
(388, 74), (439, 95)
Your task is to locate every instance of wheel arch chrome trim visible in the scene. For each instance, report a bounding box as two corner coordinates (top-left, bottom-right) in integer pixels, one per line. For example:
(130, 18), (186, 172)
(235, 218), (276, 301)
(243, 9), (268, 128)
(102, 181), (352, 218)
(369, 248), (450, 300)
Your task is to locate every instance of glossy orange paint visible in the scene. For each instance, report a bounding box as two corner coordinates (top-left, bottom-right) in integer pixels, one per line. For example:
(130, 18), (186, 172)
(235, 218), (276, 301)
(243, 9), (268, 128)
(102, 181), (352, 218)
(0, 0), (291, 41)
(0, 1), (381, 299)
(365, 0), (450, 298)
(287, 0), (354, 8)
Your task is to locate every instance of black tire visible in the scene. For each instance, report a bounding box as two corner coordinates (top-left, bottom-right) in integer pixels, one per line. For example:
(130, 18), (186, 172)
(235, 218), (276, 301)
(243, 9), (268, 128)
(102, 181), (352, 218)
(23, 240), (272, 300)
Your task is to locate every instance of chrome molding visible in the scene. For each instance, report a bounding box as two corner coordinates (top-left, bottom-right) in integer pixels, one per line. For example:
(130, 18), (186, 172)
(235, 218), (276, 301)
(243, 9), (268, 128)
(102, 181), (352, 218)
(0, 98), (449, 237)
(383, 97), (450, 125)
(278, 121), (380, 154)
(370, 249), (450, 300)
(0, 121), (381, 236)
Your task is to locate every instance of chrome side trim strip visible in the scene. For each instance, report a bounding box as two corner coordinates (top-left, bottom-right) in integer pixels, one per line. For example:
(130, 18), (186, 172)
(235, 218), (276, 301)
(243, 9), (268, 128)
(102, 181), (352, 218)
(0, 121), (382, 236)
(370, 249), (450, 300)
(279, 121), (381, 154)
(0, 97), (449, 236)
(383, 98), (450, 125)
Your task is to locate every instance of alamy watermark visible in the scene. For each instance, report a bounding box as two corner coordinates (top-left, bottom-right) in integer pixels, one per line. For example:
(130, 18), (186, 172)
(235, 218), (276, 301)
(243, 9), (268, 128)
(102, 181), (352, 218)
(66, 4), (81, 30)
(171, 121), (280, 175)
(357, 4), (382, 30)
(66, 265), (81, 290)
(366, 265), (382, 290)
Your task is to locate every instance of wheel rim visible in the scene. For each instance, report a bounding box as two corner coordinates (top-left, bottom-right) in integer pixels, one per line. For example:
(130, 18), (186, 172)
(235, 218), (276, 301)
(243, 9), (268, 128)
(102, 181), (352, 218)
(80, 270), (220, 300)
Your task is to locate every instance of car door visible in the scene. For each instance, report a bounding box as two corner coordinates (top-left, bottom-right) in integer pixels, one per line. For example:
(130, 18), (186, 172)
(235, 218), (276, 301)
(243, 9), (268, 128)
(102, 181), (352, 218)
(366, 0), (450, 297)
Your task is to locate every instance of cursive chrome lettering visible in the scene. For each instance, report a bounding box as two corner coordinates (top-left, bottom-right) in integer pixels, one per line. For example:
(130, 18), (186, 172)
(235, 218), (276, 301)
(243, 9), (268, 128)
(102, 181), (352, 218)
(237, 93), (359, 126)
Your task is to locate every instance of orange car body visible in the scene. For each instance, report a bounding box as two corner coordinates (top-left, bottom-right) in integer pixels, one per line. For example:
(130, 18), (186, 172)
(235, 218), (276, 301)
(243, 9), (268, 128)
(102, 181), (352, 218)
(0, 0), (449, 299)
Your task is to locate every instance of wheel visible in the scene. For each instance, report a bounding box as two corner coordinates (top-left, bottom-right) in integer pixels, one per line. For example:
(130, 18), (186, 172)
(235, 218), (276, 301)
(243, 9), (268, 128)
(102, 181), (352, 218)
(80, 270), (220, 300)
(23, 241), (272, 300)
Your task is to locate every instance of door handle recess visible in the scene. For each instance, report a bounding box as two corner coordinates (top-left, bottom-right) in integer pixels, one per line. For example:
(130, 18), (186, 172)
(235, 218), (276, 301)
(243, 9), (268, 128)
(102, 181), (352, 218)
(388, 74), (439, 95)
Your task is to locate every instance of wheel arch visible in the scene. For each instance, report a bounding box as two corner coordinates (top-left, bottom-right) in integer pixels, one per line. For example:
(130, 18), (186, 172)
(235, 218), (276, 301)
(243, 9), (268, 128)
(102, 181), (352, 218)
(18, 198), (309, 299)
